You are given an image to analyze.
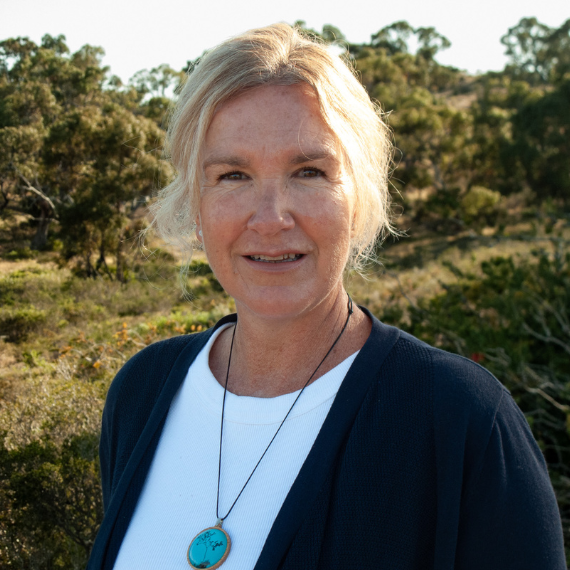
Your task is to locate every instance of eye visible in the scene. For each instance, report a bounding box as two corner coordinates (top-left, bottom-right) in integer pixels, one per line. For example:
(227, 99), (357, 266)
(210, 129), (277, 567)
(219, 171), (247, 181)
(298, 167), (325, 178)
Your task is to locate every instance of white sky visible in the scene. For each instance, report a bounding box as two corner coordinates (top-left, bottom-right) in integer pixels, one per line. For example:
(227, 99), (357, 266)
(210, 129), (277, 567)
(2, 0), (569, 82)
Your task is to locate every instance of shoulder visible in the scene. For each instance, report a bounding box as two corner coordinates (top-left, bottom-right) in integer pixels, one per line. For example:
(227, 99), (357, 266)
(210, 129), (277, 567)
(390, 328), (508, 414)
(103, 331), (211, 418)
(369, 322), (510, 460)
(379, 325), (540, 491)
(390, 328), (520, 483)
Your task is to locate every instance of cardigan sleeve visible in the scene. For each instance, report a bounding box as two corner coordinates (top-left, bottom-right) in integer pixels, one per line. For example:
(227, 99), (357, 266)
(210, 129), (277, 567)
(455, 392), (566, 569)
(98, 349), (140, 512)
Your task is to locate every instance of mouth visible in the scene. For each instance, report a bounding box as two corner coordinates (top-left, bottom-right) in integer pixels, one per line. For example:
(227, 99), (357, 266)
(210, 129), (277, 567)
(247, 253), (303, 264)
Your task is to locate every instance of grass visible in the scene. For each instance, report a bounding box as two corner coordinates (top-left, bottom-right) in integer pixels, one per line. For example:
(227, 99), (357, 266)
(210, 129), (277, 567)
(0, 252), (234, 435)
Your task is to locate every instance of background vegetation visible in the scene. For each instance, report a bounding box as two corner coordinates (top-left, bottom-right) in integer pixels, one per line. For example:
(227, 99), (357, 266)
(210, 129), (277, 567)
(0, 18), (569, 567)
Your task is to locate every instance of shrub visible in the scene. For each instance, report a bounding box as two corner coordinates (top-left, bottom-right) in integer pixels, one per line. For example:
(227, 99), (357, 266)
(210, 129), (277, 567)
(461, 186), (503, 227)
(5, 248), (35, 260)
(0, 433), (102, 570)
(0, 358), (107, 569)
(0, 306), (47, 342)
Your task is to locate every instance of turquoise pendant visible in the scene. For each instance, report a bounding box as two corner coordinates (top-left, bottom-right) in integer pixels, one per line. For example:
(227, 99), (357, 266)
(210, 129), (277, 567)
(187, 522), (231, 569)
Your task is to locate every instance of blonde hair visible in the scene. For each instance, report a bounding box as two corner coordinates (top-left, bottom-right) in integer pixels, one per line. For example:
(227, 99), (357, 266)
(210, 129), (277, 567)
(149, 23), (394, 271)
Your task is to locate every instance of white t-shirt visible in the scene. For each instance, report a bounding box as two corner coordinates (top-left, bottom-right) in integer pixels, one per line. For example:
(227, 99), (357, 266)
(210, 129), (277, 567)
(114, 324), (358, 569)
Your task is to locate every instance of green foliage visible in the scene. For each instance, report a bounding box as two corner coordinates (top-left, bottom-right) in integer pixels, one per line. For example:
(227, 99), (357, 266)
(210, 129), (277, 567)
(413, 187), (464, 234)
(0, 305), (47, 342)
(292, 21), (346, 46)
(501, 17), (570, 84)
(471, 19), (570, 204)
(2, 17), (570, 255)
(5, 247), (34, 260)
(460, 186), (503, 226)
(0, 433), (103, 569)
(0, 34), (174, 275)
(129, 63), (184, 99)
(510, 79), (570, 201)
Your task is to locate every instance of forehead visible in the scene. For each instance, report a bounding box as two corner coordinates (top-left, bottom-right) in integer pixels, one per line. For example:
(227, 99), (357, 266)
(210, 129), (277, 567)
(203, 84), (339, 162)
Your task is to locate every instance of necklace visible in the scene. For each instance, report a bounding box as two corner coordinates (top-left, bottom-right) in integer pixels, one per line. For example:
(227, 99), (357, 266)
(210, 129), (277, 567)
(187, 295), (354, 569)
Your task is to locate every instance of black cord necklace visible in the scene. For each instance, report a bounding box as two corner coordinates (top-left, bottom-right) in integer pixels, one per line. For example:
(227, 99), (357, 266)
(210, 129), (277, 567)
(186, 295), (354, 569)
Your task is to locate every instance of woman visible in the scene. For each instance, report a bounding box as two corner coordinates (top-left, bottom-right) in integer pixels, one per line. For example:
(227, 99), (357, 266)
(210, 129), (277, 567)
(87, 24), (566, 570)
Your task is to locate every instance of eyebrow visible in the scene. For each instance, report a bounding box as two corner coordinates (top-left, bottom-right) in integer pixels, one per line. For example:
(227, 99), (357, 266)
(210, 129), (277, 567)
(202, 150), (337, 170)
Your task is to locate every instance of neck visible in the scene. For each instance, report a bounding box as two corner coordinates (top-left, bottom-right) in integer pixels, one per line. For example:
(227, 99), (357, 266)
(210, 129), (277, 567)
(209, 287), (371, 397)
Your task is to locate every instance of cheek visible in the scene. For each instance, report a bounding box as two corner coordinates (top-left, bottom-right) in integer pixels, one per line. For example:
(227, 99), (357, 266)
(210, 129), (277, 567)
(303, 198), (353, 263)
(199, 201), (236, 269)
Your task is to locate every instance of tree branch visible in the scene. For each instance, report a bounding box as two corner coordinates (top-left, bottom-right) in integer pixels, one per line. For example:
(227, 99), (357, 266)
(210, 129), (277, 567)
(522, 322), (570, 356)
(15, 171), (58, 217)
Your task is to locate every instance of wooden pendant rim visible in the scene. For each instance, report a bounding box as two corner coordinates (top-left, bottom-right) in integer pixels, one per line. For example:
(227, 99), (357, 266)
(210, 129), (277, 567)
(187, 526), (231, 570)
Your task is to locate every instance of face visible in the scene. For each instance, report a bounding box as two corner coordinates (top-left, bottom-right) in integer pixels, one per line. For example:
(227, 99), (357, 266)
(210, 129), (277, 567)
(197, 84), (354, 320)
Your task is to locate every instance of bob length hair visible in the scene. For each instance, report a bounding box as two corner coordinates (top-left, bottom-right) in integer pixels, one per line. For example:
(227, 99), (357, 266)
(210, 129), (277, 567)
(150, 23), (394, 270)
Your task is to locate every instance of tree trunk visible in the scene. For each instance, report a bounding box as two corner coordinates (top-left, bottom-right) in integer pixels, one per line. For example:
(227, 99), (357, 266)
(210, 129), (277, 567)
(85, 254), (96, 278)
(31, 220), (51, 250)
(96, 238), (112, 278)
(16, 175), (57, 251)
(0, 184), (9, 213)
(30, 206), (52, 250)
(115, 233), (125, 283)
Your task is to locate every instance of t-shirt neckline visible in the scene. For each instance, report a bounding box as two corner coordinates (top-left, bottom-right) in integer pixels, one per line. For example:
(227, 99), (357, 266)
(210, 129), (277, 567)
(186, 324), (359, 425)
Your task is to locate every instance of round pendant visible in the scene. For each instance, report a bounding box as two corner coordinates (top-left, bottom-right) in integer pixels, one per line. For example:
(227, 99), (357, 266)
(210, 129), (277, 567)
(187, 525), (231, 569)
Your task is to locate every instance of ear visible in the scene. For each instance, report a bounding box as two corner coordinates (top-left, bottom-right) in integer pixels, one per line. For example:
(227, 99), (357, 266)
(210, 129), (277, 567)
(195, 215), (203, 245)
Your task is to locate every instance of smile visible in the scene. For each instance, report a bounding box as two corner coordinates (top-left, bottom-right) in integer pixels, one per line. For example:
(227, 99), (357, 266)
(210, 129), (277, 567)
(248, 253), (303, 263)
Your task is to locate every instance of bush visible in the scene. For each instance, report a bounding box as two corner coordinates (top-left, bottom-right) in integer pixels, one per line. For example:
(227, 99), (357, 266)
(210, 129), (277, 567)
(0, 356), (107, 569)
(0, 306), (47, 342)
(5, 248), (35, 260)
(461, 186), (503, 227)
(0, 433), (102, 570)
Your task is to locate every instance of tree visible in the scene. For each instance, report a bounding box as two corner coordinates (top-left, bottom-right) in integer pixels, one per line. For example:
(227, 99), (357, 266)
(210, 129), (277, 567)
(510, 78), (570, 202)
(0, 35), (109, 250)
(547, 19), (570, 82)
(468, 75), (525, 195)
(57, 100), (172, 280)
(0, 433), (103, 569)
(501, 17), (570, 85)
(351, 24), (470, 214)
(292, 21), (347, 47)
(354, 22), (460, 95)
(370, 21), (414, 55)
(129, 63), (184, 99)
(415, 27), (451, 61)
(0, 35), (173, 276)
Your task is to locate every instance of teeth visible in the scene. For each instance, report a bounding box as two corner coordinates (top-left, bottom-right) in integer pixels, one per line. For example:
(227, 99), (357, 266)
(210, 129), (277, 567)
(250, 253), (301, 263)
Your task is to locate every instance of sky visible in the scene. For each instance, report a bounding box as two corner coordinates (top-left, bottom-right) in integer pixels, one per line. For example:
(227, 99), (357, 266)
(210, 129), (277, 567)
(1, 0), (568, 83)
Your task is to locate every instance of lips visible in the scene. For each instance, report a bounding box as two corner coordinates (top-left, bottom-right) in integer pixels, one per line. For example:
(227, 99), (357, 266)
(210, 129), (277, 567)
(248, 253), (303, 263)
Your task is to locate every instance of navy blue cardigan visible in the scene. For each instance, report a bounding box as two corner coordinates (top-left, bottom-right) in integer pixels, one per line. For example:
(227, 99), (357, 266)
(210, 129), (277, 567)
(87, 310), (566, 569)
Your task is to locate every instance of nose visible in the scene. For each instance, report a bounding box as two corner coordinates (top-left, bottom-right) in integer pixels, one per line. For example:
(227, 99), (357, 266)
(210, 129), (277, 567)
(246, 182), (294, 236)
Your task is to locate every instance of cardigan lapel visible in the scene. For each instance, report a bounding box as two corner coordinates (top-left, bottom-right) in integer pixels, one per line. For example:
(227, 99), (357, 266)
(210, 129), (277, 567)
(254, 310), (400, 570)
